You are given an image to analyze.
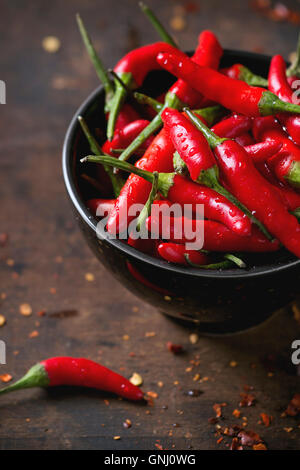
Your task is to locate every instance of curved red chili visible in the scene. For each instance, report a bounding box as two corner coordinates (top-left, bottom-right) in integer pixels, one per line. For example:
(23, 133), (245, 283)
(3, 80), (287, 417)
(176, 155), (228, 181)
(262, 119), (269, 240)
(157, 242), (210, 265)
(221, 63), (268, 87)
(268, 54), (300, 146)
(147, 216), (279, 252)
(102, 119), (152, 156)
(252, 116), (300, 188)
(156, 51), (300, 117)
(186, 116), (300, 257)
(0, 357), (144, 401)
(211, 114), (252, 139)
(244, 140), (283, 163)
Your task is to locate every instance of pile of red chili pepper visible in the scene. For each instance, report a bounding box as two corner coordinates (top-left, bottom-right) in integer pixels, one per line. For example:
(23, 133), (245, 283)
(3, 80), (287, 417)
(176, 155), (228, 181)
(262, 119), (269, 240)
(78, 4), (300, 269)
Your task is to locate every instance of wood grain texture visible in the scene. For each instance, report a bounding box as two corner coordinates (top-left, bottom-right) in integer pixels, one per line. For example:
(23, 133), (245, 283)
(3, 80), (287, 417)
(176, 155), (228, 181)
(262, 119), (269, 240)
(0, 0), (300, 450)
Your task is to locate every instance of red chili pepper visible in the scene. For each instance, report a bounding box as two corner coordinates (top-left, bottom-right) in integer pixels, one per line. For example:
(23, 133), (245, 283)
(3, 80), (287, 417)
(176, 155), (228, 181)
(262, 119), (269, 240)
(127, 234), (159, 255)
(156, 51), (300, 117)
(157, 242), (210, 265)
(85, 154), (252, 237)
(107, 128), (175, 234)
(87, 198), (116, 216)
(118, 31), (223, 163)
(0, 357), (144, 401)
(185, 112), (300, 257)
(112, 104), (141, 133)
(102, 119), (153, 156)
(252, 116), (300, 188)
(211, 114), (252, 139)
(235, 133), (255, 146)
(147, 216), (279, 252)
(268, 54), (300, 146)
(244, 140), (283, 163)
(221, 64), (268, 87)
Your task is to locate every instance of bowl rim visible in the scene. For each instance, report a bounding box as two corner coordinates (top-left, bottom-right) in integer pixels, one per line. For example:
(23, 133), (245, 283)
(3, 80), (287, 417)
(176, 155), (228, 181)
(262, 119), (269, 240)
(62, 48), (300, 280)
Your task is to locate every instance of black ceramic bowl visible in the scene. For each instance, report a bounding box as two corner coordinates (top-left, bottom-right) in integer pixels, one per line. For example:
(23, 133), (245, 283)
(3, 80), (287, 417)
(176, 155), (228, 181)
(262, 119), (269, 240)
(63, 49), (300, 334)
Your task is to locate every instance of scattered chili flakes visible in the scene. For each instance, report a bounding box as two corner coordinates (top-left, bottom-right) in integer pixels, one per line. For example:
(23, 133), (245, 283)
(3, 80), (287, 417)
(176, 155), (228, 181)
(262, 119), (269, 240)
(0, 233), (8, 247)
(29, 330), (39, 339)
(129, 372), (143, 387)
(233, 409), (241, 418)
(113, 436), (121, 440)
(49, 287), (56, 294)
(123, 419), (132, 429)
(167, 341), (183, 354)
(260, 412), (272, 427)
(230, 437), (243, 450)
(147, 391), (158, 399)
(19, 303), (32, 316)
(0, 315), (6, 327)
(42, 36), (61, 53)
(253, 443), (267, 450)
(237, 429), (262, 447)
(193, 373), (200, 382)
(189, 333), (198, 344)
(0, 374), (12, 383)
(213, 402), (227, 418)
(285, 393), (300, 416)
(217, 437), (224, 444)
(229, 360), (238, 368)
(239, 392), (256, 407)
(145, 331), (156, 338)
(283, 427), (293, 433)
(85, 272), (95, 282)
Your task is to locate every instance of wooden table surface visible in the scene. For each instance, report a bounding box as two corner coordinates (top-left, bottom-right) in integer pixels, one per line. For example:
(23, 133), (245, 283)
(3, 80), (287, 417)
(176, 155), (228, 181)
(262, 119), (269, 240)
(1, 0), (300, 450)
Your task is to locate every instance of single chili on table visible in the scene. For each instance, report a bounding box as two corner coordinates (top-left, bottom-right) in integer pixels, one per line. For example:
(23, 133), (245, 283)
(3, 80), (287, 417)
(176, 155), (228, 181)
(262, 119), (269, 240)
(0, 357), (144, 401)
(185, 108), (300, 258)
(156, 51), (300, 117)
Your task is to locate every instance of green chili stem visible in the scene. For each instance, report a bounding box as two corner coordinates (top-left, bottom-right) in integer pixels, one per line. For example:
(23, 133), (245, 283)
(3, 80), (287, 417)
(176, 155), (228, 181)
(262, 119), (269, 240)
(184, 253), (246, 269)
(78, 116), (124, 196)
(136, 171), (159, 232)
(106, 72), (133, 141)
(0, 363), (49, 395)
(76, 14), (114, 100)
(239, 65), (268, 87)
(139, 2), (177, 48)
(118, 91), (184, 162)
(134, 92), (163, 113)
(260, 90), (300, 115)
(184, 108), (226, 149)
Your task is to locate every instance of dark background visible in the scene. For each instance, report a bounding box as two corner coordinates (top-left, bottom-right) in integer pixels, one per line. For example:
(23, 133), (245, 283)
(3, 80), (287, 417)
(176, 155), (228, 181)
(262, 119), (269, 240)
(0, 0), (300, 450)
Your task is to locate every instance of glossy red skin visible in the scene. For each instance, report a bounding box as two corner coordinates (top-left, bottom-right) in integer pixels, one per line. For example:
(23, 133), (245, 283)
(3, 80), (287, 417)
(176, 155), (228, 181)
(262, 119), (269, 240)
(157, 242), (210, 265)
(107, 128), (175, 234)
(235, 133), (255, 146)
(42, 357), (144, 401)
(114, 104), (140, 131)
(127, 235), (159, 256)
(102, 119), (152, 156)
(272, 184), (300, 210)
(252, 116), (300, 182)
(147, 216), (279, 252)
(169, 30), (223, 107)
(244, 140), (283, 163)
(157, 51), (265, 117)
(268, 55), (300, 145)
(221, 64), (244, 80)
(214, 140), (300, 257)
(114, 42), (179, 87)
(162, 108), (216, 180)
(211, 114), (252, 139)
(166, 174), (251, 236)
(87, 199), (116, 216)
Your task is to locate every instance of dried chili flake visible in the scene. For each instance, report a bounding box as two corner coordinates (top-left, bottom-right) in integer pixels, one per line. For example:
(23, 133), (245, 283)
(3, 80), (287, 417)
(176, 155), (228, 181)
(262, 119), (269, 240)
(167, 341), (183, 354)
(237, 430), (262, 447)
(155, 443), (163, 450)
(37, 310), (46, 317)
(157, 381), (164, 388)
(6, 259), (14, 267)
(233, 409), (241, 418)
(147, 391), (158, 399)
(285, 393), (300, 416)
(145, 331), (156, 337)
(230, 437), (243, 450)
(217, 437), (224, 444)
(213, 402), (227, 418)
(253, 443), (267, 450)
(19, 303), (32, 316)
(123, 334), (130, 341)
(0, 374), (12, 383)
(193, 373), (200, 382)
(260, 412), (272, 427)
(239, 392), (256, 407)
(28, 330), (39, 338)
